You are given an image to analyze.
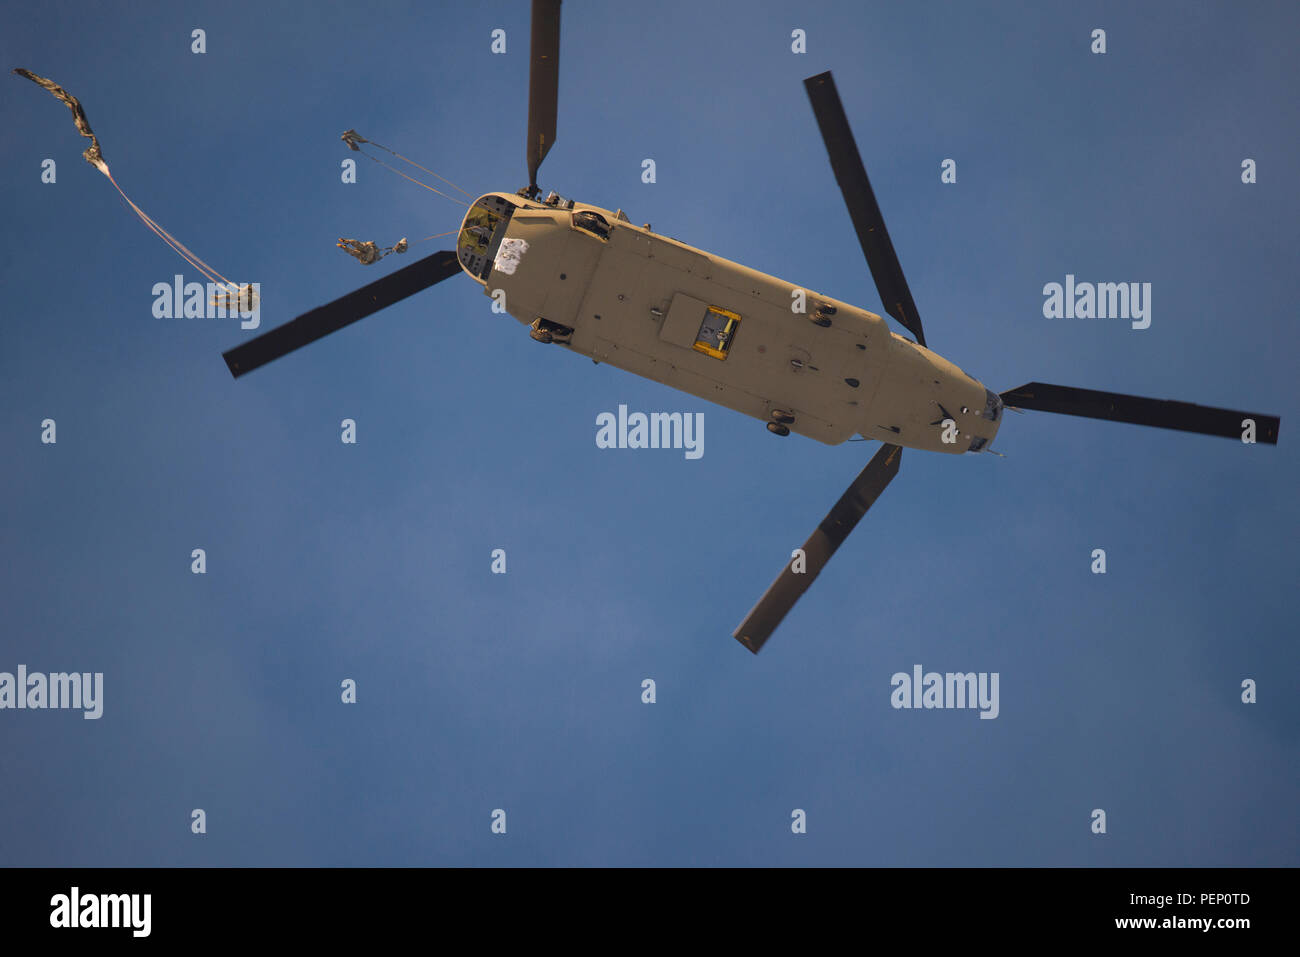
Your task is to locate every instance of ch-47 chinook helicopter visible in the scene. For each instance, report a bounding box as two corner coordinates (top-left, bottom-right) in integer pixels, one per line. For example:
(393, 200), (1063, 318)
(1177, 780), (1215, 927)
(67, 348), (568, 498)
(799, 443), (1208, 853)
(223, 0), (1280, 654)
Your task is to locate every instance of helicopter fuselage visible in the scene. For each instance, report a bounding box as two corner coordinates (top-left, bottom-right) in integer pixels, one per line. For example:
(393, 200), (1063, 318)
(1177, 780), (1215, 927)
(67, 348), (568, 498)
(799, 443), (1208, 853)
(458, 191), (1001, 453)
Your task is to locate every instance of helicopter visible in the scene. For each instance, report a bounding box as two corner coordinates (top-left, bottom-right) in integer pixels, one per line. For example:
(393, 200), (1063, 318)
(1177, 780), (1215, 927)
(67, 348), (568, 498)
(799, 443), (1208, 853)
(222, 0), (1281, 654)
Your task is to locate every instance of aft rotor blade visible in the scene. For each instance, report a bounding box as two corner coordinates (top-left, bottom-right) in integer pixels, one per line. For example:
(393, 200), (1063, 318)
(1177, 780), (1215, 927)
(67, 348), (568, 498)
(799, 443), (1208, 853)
(804, 71), (926, 347)
(526, 0), (562, 191)
(734, 443), (902, 654)
(1000, 382), (1280, 444)
(223, 250), (461, 378)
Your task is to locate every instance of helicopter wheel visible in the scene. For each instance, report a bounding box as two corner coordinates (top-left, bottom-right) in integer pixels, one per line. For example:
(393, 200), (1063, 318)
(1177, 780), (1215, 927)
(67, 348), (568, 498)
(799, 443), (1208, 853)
(770, 409), (796, 424)
(810, 314), (832, 328)
(529, 328), (554, 343)
(766, 421), (791, 436)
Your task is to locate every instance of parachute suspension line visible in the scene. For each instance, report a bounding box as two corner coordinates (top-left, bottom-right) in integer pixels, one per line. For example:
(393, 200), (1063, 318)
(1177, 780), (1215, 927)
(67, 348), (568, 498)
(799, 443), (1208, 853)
(413, 228), (461, 244)
(355, 151), (470, 207)
(340, 129), (471, 207)
(111, 175), (257, 310)
(366, 141), (474, 200)
(340, 129), (473, 199)
(106, 170), (231, 287)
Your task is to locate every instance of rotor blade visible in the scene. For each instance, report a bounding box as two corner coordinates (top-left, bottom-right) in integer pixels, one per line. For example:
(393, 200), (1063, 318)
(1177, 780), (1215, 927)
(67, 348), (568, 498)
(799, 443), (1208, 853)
(526, 0), (562, 191)
(734, 443), (902, 654)
(1000, 382), (1280, 444)
(804, 71), (926, 347)
(223, 250), (461, 378)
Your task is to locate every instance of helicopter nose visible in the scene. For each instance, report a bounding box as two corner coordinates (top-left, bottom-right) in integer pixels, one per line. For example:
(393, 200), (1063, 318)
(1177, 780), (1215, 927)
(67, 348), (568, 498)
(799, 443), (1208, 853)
(962, 388), (1003, 452)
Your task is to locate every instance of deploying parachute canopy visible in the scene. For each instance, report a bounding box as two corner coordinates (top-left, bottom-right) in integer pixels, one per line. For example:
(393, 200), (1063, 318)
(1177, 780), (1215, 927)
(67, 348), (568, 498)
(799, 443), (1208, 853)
(13, 67), (108, 175)
(13, 67), (257, 311)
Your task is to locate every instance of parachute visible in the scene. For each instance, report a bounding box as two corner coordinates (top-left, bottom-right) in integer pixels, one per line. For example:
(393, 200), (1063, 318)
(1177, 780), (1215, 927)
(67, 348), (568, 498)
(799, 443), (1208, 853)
(13, 68), (256, 310)
(15, 66), (468, 289)
(13, 68), (108, 175)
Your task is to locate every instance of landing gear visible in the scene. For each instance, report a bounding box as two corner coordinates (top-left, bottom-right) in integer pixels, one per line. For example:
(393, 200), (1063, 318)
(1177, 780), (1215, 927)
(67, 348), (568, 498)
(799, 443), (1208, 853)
(766, 421), (791, 436)
(770, 409), (796, 424)
(529, 317), (573, 344)
(810, 302), (836, 327)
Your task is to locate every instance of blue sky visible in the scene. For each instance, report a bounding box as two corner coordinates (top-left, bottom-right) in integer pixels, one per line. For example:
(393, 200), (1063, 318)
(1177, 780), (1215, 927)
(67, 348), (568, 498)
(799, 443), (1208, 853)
(1, 0), (1296, 866)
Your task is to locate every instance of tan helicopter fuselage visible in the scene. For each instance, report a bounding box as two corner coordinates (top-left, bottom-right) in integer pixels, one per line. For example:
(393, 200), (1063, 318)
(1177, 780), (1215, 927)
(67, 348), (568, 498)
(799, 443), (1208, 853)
(457, 192), (1002, 453)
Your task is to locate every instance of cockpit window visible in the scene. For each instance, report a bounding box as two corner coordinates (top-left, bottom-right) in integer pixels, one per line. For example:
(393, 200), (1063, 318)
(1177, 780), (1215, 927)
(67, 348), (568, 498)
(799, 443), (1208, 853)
(457, 195), (516, 281)
(982, 387), (1002, 423)
(461, 210), (499, 255)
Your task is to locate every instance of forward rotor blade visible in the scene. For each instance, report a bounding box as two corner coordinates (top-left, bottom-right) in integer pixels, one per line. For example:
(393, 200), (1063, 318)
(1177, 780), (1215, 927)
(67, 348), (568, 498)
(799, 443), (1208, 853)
(734, 443), (902, 654)
(803, 71), (926, 347)
(223, 250), (461, 378)
(526, 0), (562, 192)
(1000, 382), (1280, 444)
